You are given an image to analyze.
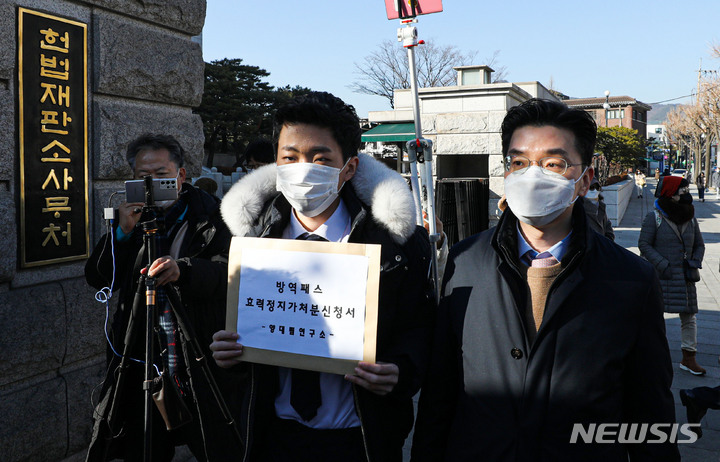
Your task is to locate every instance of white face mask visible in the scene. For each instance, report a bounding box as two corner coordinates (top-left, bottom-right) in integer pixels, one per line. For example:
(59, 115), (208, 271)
(504, 165), (587, 227)
(585, 189), (600, 201)
(276, 159), (350, 217)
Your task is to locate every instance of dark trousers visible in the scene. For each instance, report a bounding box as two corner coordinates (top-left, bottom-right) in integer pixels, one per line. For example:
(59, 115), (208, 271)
(699, 187), (705, 200)
(255, 417), (367, 462)
(690, 385), (720, 410)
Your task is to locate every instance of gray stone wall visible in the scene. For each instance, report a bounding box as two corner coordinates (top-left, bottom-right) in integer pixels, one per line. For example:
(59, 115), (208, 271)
(0, 1), (206, 461)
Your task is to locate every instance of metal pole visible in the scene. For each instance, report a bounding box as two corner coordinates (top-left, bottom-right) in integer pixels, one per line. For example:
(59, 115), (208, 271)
(399, 21), (440, 297)
(143, 226), (158, 462)
(402, 23), (435, 237)
(407, 144), (423, 226)
(141, 176), (156, 462)
(407, 40), (422, 142)
(406, 36), (435, 236)
(399, 23), (424, 226)
(421, 141), (437, 243)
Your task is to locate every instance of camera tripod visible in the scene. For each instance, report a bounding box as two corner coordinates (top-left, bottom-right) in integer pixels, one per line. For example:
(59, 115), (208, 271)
(102, 176), (242, 461)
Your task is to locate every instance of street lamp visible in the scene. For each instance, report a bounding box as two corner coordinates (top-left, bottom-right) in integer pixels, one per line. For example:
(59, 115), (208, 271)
(603, 90), (610, 127)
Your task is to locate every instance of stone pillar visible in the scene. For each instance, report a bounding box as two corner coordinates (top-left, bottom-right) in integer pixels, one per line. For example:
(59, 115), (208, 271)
(0, 2), (206, 461)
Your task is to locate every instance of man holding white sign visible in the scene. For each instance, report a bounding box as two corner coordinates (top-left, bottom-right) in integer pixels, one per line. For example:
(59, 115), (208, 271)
(210, 92), (435, 462)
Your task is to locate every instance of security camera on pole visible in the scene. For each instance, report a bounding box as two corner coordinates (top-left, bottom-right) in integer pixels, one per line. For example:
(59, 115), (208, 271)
(385, 0), (443, 297)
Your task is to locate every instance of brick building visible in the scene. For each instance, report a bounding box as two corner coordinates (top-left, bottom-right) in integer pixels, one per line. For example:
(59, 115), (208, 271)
(564, 95), (652, 140)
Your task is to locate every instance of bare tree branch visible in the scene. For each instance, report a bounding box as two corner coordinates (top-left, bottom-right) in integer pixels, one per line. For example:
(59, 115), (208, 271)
(709, 41), (720, 60)
(350, 40), (506, 108)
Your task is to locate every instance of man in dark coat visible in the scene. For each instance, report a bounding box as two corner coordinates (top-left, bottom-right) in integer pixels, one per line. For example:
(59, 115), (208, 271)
(411, 99), (679, 461)
(84, 134), (238, 461)
(210, 92), (435, 462)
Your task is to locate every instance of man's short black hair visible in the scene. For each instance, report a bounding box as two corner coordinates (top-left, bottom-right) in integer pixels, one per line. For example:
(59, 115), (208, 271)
(244, 138), (275, 165)
(273, 91), (361, 161)
(126, 133), (185, 170)
(501, 98), (597, 166)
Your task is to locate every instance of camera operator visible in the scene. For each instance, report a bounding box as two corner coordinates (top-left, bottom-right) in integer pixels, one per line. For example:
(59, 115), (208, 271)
(84, 133), (238, 462)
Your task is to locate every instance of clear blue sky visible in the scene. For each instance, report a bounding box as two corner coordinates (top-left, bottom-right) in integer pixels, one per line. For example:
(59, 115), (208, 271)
(202, 0), (720, 119)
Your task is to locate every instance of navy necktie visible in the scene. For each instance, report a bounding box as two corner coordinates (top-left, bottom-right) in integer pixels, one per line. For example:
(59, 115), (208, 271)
(296, 232), (327, 242)
(290, 232), (327, 421)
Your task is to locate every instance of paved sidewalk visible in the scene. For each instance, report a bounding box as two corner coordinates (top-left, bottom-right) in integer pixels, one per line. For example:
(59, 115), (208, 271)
(616, 178), (720, 461)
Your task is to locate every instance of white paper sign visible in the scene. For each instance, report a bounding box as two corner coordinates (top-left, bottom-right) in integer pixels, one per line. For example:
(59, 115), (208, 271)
(236, 248), (369, 360)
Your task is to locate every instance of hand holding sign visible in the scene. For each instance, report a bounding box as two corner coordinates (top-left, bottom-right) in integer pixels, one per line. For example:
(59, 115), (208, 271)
(345, 361), (399, 396)
(210, 330), (244, 368)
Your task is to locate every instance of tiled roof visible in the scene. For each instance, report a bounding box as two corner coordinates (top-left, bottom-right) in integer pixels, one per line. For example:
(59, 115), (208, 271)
(564, 96), (652, 111)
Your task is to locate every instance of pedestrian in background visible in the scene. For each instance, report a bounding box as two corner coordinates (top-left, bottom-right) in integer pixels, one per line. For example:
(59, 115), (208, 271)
(696, 172), (706, 202)
(679, 384), (720, 438)
(712, 167), (719, 199)
(193, 176), (219, 196)
(638, 175), (706, 375)
(635, 169), (646, 198)
(235, 137), (276, 172)
(584, 177), (614, 240)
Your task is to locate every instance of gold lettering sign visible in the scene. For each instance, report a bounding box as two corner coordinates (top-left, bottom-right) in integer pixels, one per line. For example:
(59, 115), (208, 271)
(18, 8), (88, 267)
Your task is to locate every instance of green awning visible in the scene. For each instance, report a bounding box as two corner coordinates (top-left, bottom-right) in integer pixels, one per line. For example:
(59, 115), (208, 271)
(361, 123), (416, 143)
